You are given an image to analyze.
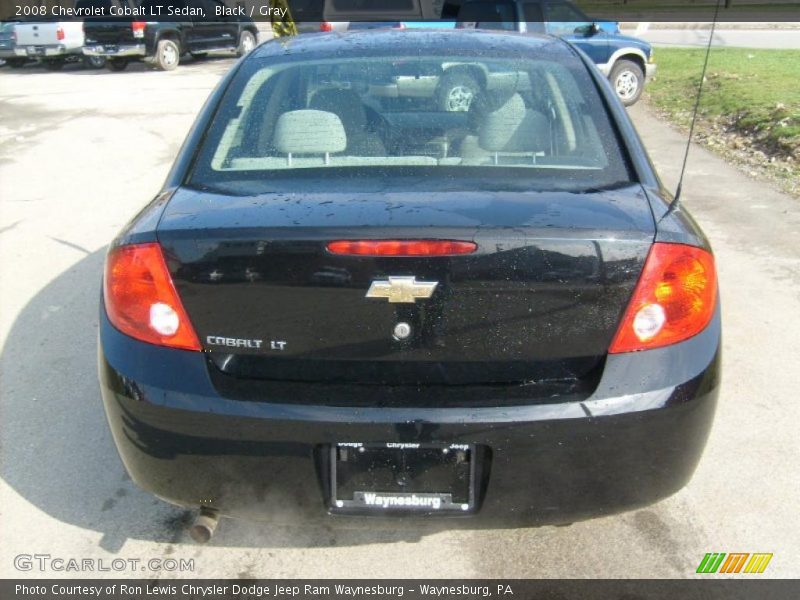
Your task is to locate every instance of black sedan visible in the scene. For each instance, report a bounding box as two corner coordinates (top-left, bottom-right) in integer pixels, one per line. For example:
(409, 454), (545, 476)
(98, 29), (719, 541)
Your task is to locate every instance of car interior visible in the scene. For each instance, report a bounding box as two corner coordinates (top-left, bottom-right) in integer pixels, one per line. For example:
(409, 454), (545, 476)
(209, 57), (617, 173)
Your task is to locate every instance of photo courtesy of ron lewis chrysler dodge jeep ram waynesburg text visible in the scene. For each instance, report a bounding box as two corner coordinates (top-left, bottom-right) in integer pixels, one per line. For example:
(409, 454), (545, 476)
(98, 30), (719, 542)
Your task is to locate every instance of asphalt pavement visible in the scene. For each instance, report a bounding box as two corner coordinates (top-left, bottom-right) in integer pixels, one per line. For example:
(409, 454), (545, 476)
(0, 57), (798, 578)
(622, 26), (800, 49)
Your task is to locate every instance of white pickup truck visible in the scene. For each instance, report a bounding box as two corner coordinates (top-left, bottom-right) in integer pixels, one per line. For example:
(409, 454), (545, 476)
(13, 21), (104, 70)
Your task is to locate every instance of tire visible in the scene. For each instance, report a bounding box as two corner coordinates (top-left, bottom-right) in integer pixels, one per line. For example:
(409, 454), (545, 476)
(436, 71), (480, 112)
(42, 58), (65, 71)
(6, 58), (27, 69)
(610, 59), (645, 106)
(106, 58), (129, 72)
(83, 55), (106, 69)
(236, 30), (256, 57)
(154, 38), (180, 71)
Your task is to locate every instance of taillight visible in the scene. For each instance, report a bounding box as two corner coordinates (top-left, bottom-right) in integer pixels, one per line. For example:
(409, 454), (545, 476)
(132, 21), (146, 38)
(320, 21), (333, 32)
(56, 26), (65, 41)
(104, 243), (201, 351)
(609, 243), (717, 353)
(327, 239), (477, 257)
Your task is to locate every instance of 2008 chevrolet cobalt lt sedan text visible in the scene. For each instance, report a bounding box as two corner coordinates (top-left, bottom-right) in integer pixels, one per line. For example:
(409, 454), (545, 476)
(98, 30), (719, 540)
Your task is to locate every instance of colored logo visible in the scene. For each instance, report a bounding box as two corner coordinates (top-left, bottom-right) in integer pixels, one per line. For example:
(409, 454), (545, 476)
(696, 553), (773, 574)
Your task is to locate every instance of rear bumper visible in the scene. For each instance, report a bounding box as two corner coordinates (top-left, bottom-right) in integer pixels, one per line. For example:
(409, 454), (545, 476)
(15, 44), (79, 58)
(98, 306), (720, 527)
(83, 44), (146, 58)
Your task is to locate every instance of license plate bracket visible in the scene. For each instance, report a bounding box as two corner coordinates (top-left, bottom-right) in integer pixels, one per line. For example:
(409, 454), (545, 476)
(330, 443), (476, 513)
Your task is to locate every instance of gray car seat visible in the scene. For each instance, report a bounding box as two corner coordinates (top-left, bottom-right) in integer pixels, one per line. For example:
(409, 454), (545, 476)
(227, 110), (436, 169)
(309, 89), (386, 156)
(460, 93), (551, 165)
(273, 109), (346, 165)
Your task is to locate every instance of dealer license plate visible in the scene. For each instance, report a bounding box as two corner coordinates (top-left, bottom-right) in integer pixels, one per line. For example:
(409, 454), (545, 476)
(330, 443), (475, 513)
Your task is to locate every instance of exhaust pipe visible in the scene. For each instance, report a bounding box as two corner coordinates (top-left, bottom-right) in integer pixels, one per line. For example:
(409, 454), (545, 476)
(189, 507), (219, 543)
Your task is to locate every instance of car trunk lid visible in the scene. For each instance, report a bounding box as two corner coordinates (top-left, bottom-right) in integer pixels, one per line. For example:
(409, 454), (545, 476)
(157, 183), (654, 387)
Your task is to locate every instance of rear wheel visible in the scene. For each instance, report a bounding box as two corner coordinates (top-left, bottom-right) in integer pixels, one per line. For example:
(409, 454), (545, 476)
(6, 58), (27, 69)
(42, 58), (65, 71)
(106, 58), (129, 72)
(83, 55), (106, 69)
(437, 71), (480, 112)
(154, 38), (180, 71)
(610, 59), (644, 106)
(236, 30), (256, 57)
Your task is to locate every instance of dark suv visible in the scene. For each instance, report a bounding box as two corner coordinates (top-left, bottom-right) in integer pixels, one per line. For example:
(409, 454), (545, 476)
(81, 0), (259, 71)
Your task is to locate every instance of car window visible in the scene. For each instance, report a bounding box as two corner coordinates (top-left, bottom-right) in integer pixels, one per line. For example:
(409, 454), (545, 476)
(543, 2), (591, 35)
(456, 2), (518, 31)
(332, 0), (415, 10)
(189, 53), (632, 193)
(75, 0), (137, 11)
(280, 0), (321, 21)
(544, 2), (586, 21)
(348, 22), (404, 30)
(325, 0), (423, 18)
(523, 3), (545, 34)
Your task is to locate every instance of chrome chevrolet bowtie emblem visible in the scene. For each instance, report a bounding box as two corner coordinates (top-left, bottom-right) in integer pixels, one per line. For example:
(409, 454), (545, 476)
(366, 276), (439, 303)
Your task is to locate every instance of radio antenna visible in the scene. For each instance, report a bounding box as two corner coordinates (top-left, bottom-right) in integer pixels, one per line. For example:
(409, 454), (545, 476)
(661, 0), (722, 220)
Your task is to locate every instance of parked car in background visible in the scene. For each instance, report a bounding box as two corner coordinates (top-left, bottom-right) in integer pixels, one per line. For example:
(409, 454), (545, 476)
(283, 0), (441, 35)
(456, 0), (655, 105)
(12, 19), (105, 70)
(82, 0), (259, 71)
(346, 22), (406, 31)
(293, 21), (348, 34)
(0, 21), (30, 68)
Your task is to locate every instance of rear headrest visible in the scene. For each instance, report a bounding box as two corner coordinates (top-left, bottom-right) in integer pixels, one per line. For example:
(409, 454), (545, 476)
(273, 110), (346, 154)
(467, 89), (518, 131)
(478, 94), (526, 151)
(501, 110), (550, 153)
(309, 89), (368, 131)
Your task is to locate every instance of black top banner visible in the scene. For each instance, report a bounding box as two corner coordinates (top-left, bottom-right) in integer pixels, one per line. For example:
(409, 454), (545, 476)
(1, 0), (799, 23)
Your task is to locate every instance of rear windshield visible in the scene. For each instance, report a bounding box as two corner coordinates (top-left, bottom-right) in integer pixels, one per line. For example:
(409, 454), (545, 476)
(188, 51), (632, 193)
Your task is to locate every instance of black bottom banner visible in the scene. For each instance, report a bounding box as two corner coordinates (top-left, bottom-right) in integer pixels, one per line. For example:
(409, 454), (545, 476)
(2, 580), (799, 600)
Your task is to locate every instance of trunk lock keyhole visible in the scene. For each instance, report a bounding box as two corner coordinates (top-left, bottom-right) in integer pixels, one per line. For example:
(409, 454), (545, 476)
(393, 322), (412, 340)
